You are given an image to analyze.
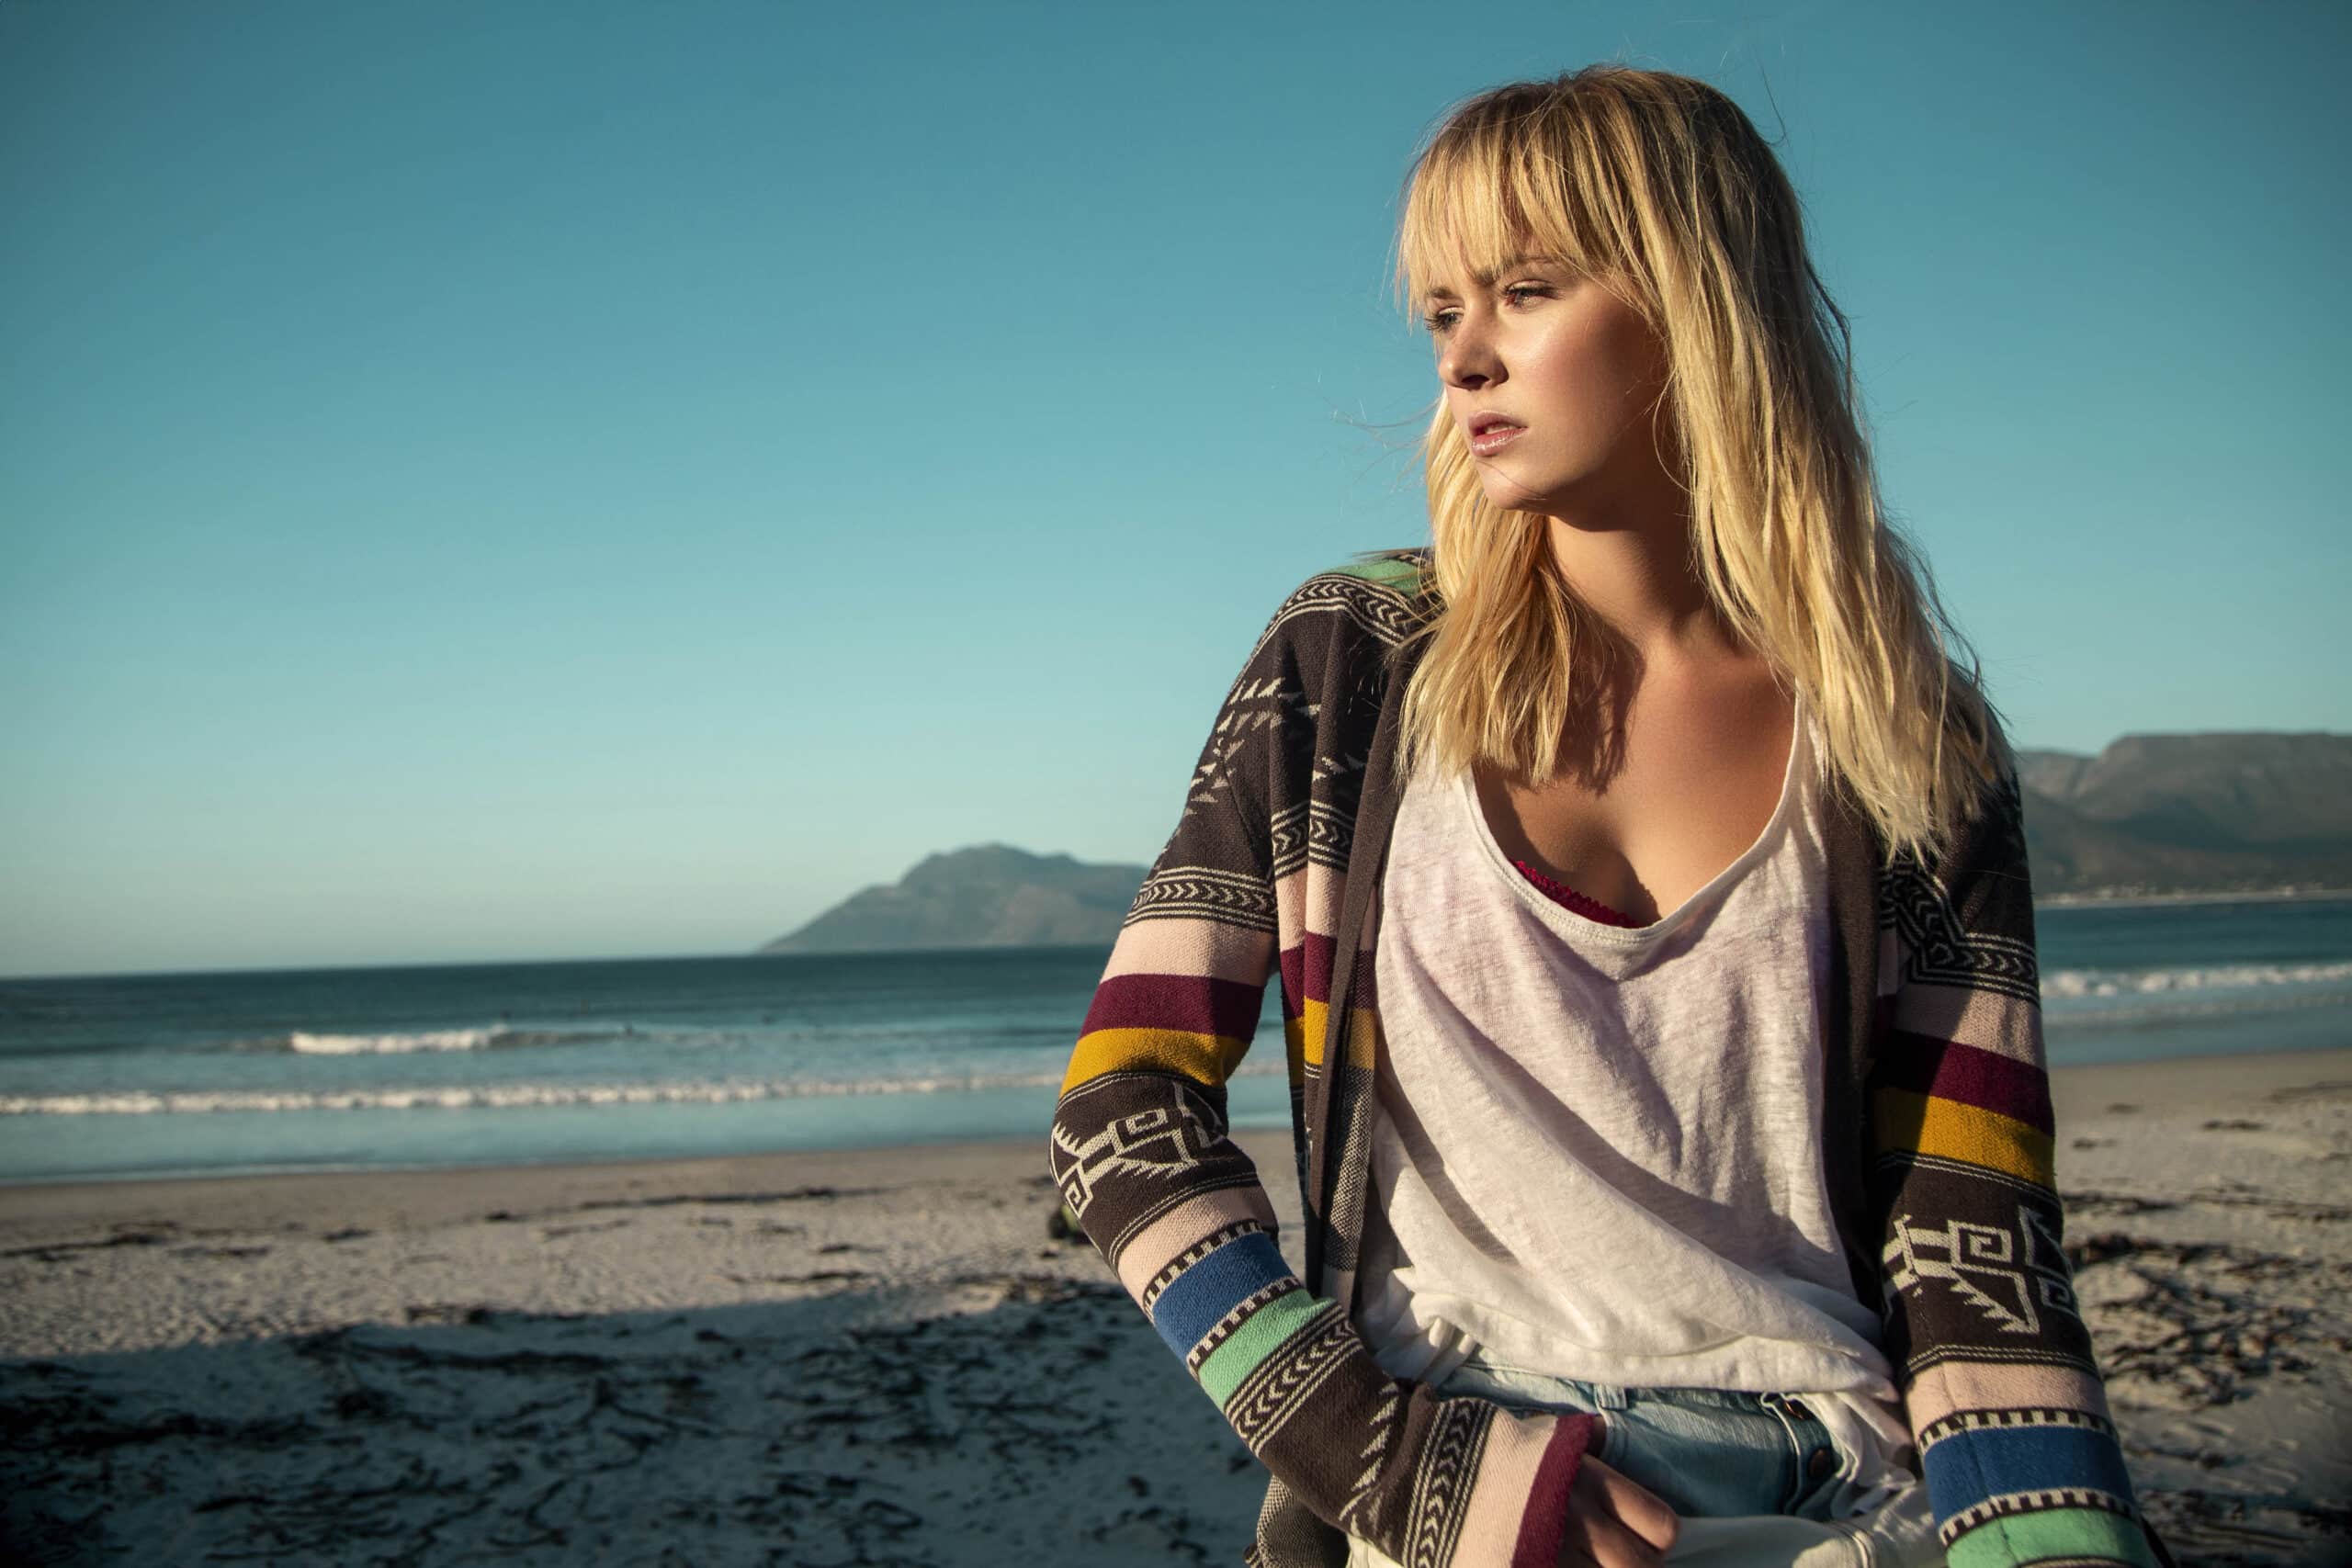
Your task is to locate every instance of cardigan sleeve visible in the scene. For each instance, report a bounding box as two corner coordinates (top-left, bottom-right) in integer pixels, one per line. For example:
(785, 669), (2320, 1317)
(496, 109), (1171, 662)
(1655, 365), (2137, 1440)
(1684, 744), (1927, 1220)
(1867, 769), (2173, 1568)
(1048, 584), (1599, 1568)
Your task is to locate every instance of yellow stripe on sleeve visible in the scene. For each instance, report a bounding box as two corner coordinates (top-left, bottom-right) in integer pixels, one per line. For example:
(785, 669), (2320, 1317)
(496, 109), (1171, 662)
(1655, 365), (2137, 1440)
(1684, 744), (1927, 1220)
(1874, 1087), (2056, 1186)
(1295, 998), (1329, 1068)
(1281, 1016), (1307, 1086)
(1060, 1028), (1250, 1096)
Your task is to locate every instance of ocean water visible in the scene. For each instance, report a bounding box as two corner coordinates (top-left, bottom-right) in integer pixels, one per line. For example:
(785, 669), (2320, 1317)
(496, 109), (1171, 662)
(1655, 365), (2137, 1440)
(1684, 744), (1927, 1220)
(3, 897), (2348, 1185)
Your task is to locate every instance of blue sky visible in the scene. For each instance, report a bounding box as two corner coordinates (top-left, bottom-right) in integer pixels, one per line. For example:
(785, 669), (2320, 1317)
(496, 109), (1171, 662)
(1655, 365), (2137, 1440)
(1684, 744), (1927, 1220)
(5, 0), (2346, 976)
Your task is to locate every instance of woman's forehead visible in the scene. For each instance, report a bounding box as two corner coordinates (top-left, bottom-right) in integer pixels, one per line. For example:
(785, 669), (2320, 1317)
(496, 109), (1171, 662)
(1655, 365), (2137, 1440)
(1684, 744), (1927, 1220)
(1404, 214), (1589, 294)
(1404, 173), (1600, 290)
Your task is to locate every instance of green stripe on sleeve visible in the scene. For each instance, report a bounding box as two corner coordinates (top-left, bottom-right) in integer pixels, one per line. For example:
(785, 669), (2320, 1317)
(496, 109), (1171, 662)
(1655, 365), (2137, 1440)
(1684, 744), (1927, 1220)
(1946, 1506), (2157, 1568)
(1197, 1289), (1329, 1407)
(1326, 555), (1426, 592)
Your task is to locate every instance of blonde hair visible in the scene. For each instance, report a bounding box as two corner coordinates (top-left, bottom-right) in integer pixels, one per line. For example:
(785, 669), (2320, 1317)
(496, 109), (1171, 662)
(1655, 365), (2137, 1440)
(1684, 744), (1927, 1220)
(1393, 66), (2007, 863)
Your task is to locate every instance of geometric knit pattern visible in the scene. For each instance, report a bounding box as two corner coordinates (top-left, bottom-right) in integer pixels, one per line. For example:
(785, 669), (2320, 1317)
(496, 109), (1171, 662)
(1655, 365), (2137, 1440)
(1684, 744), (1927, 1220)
(1871, 816), (2158, 1566)
(1050, 553), (2171, 1568)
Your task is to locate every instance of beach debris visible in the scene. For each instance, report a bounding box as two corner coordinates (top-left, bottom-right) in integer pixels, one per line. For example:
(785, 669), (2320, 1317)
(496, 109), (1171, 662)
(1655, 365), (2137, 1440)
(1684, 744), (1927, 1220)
(2070, 1232), (2340, 1408)
(2139, 1486), (2351, 1564)
(0, 1279), (1244, 1565)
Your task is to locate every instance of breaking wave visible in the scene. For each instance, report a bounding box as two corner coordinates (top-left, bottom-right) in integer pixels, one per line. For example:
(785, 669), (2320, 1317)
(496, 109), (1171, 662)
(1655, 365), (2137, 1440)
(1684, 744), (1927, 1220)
(250, 1025), (658, 1055)
(0, 1058), (1284, 1117)
(1, 1074), (1058, 1116)
(2043, 959), (2352, 999)
(288, 1028), (513, 1055)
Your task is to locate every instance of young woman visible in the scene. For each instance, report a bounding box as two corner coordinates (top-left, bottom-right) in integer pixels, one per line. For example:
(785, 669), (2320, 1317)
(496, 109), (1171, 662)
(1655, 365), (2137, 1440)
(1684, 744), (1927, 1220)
(1050, 67), (2171, 1568)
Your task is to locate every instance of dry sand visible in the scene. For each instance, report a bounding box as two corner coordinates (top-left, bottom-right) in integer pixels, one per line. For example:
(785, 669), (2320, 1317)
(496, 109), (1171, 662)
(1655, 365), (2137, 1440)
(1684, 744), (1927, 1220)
(2, 1049), (2345, 1566)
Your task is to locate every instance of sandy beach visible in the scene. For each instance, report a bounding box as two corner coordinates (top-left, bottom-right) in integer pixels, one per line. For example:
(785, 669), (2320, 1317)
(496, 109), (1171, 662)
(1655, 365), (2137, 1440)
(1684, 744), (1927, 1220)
(4, 1049), (2346, 1566)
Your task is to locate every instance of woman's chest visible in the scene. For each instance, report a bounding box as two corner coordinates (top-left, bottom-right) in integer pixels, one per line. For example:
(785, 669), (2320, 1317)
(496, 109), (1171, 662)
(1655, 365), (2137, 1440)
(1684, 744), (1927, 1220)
(1479, 679), (1798, 924)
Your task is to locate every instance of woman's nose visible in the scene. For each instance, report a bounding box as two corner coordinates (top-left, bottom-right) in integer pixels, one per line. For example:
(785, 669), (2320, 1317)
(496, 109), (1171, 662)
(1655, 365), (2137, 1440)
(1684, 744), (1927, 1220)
(1439, 321), (1499, 390)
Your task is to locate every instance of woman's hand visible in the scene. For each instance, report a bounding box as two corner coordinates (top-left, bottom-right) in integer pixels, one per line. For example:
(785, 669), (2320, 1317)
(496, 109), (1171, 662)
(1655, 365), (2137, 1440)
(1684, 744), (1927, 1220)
(1555, 1453), (1679, 1568)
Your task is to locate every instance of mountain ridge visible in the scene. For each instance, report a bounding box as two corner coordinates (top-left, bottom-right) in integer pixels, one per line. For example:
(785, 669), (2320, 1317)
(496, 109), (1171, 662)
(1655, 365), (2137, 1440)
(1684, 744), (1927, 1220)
(2017, 731), (2352, 897)
(758, 843), (1149, 954)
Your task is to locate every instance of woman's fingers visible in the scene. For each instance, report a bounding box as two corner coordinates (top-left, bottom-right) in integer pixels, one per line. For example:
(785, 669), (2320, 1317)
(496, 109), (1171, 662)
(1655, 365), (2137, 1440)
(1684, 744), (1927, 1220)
(1557, 1454), (1679, 1568)
(1558, 1506), (1668, 1568)
(1589, 1455), (1679, 1553)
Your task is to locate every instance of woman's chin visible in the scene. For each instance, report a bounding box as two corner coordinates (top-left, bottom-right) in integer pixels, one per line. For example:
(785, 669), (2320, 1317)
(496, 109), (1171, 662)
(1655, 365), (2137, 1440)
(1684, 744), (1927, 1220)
(1476, 473), (1560, 516)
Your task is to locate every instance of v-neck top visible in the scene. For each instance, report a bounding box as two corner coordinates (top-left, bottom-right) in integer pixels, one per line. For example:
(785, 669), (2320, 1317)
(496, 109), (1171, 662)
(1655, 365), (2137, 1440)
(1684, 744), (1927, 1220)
(1357, 703), (1917, 1504)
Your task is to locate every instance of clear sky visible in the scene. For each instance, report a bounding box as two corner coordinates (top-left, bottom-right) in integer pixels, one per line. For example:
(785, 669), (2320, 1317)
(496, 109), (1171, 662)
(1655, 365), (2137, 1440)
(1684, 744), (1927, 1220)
(5, 0), (2346, 977)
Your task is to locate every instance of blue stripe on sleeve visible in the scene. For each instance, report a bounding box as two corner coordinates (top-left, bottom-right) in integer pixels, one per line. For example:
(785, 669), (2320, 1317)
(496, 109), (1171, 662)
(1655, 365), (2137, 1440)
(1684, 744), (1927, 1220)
(1148, 1230), (1295, 1359)
(1923, 1422), (2137, 1508)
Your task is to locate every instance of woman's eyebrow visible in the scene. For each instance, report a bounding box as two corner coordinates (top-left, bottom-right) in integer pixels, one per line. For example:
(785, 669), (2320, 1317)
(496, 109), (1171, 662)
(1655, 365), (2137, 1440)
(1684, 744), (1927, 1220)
(1424, 254), (1558, 300)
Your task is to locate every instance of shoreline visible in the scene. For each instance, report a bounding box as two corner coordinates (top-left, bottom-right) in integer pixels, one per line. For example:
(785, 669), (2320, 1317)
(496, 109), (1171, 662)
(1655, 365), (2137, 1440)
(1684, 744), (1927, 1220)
(0, 1131), (1159, 1237)
(4, 1051), (2346, 1564)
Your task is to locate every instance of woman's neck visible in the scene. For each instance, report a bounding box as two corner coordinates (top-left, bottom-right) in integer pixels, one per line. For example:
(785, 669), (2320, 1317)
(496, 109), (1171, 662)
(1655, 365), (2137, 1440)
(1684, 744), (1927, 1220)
(1541, 513), (1740, 664)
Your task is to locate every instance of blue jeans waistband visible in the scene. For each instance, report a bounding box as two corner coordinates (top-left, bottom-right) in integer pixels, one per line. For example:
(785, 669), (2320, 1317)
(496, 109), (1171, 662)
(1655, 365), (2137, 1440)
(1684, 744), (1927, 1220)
(1441, 1351), (1849, 1522)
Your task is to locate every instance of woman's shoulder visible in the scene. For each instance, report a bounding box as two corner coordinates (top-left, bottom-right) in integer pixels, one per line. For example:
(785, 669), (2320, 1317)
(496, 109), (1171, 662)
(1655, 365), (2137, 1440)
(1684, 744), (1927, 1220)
(1251, 547), (1436, 657)
(1311, 547), (1433, 597)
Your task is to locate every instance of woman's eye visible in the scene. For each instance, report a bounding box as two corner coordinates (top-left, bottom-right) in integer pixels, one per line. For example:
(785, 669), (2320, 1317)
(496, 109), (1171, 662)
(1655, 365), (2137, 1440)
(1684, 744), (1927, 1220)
(1424, 285), (1550, 334)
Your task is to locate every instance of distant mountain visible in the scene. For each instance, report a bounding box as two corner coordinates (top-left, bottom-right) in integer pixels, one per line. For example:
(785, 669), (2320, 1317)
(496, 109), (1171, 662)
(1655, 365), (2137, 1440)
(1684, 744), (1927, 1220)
(759, 845), (1148, 954)
(2018, 732), (2352, 897)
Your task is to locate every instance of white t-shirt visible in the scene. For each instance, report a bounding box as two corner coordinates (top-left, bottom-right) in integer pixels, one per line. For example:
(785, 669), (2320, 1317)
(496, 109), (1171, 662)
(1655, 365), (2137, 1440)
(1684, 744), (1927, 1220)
(1358, 709), (1918, 1516)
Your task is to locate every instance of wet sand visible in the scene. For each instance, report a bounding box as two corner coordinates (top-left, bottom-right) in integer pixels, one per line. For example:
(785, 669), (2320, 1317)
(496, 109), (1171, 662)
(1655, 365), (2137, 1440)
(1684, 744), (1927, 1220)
(3, 1049), (2345, 1565)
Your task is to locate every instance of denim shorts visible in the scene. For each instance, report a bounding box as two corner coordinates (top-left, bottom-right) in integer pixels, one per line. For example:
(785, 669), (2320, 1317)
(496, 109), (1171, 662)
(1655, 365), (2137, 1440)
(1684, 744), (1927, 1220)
(1442, 1350), (1849, 1522)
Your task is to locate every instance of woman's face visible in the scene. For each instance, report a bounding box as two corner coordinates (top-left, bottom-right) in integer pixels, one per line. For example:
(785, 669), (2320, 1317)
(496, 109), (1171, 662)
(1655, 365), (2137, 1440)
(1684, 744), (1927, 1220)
(1422, 253), (1677, 520)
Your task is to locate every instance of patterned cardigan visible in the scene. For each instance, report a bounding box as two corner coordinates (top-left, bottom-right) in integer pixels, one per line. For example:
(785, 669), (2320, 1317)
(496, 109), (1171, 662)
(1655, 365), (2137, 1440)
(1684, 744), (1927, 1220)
(1048, 553), (2170, 1568)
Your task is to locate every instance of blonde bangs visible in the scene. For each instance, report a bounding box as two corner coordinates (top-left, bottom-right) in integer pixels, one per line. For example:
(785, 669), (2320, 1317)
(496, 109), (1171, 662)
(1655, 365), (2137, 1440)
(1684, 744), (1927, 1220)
(1389, 67), (2008, 863)
(1395, 118), (1608, 317)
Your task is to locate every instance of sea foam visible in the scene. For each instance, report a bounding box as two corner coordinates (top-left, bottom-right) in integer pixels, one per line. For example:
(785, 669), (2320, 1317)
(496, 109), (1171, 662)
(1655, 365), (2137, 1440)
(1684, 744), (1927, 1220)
(2043, 958), (2352, 998)
(0, 1058), (1285, 1117)
(287, 1028), (506, 1055)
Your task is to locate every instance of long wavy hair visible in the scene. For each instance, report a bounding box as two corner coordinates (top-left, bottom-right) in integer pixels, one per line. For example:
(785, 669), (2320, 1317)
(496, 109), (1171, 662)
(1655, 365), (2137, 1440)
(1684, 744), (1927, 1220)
(1393, 66), (2007, 863)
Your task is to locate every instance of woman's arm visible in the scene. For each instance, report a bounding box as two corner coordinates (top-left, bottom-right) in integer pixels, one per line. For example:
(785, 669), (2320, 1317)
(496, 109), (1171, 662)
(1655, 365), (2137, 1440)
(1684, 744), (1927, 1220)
(1867, 771), (2174, 1568)
(1049, 573), (1601, 1568)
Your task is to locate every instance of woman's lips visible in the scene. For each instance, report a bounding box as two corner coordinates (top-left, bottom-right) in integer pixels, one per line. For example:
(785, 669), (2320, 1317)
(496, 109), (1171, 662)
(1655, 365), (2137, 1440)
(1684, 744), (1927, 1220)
(1469, 422), (1524, 457)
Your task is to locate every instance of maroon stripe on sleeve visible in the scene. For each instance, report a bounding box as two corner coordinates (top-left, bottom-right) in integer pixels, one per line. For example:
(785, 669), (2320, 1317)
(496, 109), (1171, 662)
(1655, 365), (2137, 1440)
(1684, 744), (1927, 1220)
(1876, 1031), (2053, 1133)
(1511, 1414), (1599, 1568)
(1080, 973), (1264, 1041)
(1278, 942), (1305, 1018)
(1296, 931), (1338, 1005)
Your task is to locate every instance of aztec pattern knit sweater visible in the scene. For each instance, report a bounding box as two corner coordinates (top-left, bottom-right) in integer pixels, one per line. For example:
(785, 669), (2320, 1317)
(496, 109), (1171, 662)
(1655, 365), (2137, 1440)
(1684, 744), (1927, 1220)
(1047, 552), (2172, 1568)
